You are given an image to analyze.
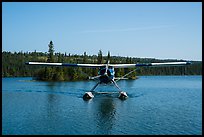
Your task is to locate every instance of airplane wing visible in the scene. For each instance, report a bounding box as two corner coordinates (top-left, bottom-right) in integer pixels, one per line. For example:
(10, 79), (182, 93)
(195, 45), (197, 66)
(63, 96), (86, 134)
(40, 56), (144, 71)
(25, 62), (106, 68)
(109, 62), (191, 68)
(26, 61), (191, 68)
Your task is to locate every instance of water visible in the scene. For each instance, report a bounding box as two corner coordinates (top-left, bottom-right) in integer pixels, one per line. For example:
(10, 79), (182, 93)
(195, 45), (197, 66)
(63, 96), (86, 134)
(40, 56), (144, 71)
(2, 76), (202, 135)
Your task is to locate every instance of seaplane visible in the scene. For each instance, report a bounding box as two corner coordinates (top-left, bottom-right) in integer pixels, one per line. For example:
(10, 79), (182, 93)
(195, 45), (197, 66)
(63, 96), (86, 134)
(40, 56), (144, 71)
(25, 59), (191, 100)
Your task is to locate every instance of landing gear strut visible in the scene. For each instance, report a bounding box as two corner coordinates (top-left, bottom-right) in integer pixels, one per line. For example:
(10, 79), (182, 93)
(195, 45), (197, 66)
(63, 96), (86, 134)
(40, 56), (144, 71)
(112, 80), (128, 100)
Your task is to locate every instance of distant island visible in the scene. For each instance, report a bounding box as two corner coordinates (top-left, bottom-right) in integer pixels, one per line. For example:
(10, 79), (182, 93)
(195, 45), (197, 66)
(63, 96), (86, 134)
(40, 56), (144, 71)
(2, 41), (202, 81)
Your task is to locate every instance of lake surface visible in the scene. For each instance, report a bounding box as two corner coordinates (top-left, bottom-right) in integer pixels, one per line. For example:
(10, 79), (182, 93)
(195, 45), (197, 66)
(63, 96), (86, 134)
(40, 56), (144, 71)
(2, 76), (202, 135)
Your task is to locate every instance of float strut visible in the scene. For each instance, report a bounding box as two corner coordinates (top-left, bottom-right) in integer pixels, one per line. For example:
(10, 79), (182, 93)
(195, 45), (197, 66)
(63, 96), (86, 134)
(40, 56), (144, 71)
(112, 80), (128, 100)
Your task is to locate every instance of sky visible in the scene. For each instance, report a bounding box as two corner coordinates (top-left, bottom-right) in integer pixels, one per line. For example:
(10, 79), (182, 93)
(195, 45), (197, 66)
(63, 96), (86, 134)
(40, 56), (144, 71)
(2, 2), (202, 61)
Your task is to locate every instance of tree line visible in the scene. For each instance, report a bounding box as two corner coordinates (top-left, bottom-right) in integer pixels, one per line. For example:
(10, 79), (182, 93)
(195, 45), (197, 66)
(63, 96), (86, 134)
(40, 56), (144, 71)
(2, 41), (202, 81)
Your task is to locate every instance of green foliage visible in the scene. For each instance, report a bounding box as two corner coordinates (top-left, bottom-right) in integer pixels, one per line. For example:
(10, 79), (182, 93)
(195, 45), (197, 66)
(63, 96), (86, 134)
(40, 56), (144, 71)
(2, 49), (202, 81)
(53, 70), (64, 81)
(97, 50), (103, 64)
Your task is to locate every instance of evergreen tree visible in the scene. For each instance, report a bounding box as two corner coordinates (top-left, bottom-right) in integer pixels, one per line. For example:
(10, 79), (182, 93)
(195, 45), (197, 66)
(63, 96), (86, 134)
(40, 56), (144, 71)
(47, 41), (54, 63)
(97, 50), (103, 64)
(83, 52), (88, 63)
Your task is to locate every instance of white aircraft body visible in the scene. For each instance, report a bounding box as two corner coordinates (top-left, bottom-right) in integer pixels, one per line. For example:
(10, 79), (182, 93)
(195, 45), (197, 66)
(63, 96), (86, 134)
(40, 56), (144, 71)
(26, 60), (191, 100)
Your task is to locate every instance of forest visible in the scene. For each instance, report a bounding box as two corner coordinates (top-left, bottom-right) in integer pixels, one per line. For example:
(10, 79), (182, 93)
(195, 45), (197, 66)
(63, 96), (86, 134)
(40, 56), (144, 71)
(2, 41), (202, 81)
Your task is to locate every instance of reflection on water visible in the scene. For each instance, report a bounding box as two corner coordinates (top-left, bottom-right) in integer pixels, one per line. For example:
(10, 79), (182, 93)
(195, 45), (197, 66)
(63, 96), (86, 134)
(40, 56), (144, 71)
(45, 82), (62, 133)
(96, 98), (116, 134)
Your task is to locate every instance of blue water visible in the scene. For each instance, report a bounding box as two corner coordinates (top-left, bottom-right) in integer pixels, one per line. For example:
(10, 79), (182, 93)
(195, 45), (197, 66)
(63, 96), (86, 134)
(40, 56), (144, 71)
(2, 76), (202, 135)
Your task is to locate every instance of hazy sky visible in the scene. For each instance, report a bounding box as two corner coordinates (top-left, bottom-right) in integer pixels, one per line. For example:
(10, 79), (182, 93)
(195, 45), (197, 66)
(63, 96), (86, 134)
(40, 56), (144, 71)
(2, 2), (202, 61)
